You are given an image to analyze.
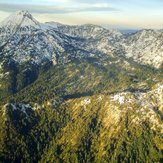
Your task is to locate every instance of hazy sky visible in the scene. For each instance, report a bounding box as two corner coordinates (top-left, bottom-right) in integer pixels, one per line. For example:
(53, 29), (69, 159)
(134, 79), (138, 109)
(0, 0), (163, 29)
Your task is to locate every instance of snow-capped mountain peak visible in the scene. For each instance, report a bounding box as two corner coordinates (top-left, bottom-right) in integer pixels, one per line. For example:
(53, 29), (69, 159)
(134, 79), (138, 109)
(0, 10), (40, 30)
(0, 11), (65, 64)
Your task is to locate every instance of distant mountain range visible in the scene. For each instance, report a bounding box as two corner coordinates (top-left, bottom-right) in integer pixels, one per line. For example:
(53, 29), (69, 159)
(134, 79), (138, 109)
(0, 10), (163, 68)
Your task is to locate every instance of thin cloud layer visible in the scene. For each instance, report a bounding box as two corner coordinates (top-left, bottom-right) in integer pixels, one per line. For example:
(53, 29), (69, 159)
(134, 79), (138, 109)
(0, 3), (119, 14)
(0, 0), (163, 29)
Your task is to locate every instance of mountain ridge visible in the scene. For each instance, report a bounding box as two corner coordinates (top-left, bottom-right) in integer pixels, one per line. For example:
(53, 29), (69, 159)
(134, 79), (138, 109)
(0, 10), (163, 68)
